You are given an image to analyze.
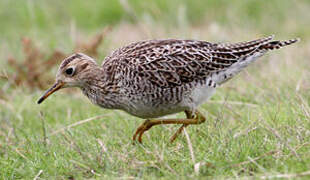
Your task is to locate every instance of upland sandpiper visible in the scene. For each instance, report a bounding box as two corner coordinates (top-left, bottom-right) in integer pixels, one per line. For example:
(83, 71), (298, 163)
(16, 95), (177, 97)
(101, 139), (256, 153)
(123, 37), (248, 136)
(38, 35), (299, 143)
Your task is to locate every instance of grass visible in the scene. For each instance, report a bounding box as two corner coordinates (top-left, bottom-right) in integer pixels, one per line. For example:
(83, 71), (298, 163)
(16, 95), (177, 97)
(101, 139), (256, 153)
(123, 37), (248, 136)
(1, 0), (310, 179)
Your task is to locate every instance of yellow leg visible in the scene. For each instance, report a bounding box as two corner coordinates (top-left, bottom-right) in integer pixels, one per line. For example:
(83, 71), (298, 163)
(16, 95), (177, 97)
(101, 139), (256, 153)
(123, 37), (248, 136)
(132, 110), (206, 143)
(170, 110), (206, 143)
(169, 110), (193, 143)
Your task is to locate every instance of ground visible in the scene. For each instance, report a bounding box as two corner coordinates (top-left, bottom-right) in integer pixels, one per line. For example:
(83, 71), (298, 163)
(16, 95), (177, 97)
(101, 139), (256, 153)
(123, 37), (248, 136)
(0, 0), (309, 179)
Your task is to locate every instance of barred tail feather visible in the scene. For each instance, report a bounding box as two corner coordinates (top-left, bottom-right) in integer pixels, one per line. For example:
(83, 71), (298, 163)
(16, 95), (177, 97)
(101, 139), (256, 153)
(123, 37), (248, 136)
(212, 51), (265, 84)
(212, 37), (300, 85)
(259, 38), (300, 51)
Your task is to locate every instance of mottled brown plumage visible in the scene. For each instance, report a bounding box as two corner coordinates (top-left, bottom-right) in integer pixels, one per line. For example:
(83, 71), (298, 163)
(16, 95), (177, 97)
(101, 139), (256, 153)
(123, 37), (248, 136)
(38, 35), (299, 143)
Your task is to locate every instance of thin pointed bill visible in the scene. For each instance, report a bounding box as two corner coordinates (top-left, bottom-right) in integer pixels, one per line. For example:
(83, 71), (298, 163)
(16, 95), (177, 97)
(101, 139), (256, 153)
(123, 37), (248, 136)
(37, 81), (64, 104)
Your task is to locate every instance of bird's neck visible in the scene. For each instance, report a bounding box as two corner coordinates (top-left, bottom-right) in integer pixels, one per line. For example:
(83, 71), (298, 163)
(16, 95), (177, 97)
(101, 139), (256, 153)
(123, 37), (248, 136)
(80, 66), (122, 109)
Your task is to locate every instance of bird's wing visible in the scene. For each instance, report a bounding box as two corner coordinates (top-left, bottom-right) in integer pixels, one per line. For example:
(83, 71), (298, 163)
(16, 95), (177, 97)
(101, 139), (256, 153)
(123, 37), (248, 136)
(102, 36), (297, 88)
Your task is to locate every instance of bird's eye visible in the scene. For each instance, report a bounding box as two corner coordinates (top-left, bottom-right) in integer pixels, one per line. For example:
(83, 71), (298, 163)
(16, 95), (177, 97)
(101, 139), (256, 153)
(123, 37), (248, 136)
(65, 68), (74, 76)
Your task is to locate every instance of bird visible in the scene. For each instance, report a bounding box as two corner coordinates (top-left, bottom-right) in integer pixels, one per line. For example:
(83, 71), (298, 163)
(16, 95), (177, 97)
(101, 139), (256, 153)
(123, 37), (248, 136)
(37, 35), (299, 143)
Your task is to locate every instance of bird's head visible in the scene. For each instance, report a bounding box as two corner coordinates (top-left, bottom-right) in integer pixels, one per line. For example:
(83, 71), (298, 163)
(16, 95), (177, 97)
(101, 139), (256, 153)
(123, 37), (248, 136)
(37, 53), (97, 104)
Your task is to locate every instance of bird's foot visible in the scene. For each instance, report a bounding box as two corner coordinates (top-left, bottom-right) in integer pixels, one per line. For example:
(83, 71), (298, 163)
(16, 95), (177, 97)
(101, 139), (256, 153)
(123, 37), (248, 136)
(170, 111), (206, 143)
(132, 110), (206, 144)
(132, 119), (153, 143)
(169, 124), (189, 143)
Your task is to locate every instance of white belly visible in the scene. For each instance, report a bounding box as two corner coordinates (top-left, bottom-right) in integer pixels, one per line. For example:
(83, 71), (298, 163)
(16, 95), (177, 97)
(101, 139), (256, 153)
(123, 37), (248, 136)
(123, 99), (189, 119)
(122, 84), (216, 119)
(190, 84), (216, 107)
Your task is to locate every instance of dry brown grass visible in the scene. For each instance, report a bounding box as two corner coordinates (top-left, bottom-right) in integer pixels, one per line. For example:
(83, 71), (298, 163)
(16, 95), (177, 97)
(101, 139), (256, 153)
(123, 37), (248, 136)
(0, 19), (309, 179)
(6, 27), (110, 90)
